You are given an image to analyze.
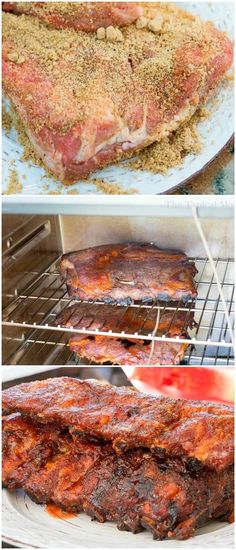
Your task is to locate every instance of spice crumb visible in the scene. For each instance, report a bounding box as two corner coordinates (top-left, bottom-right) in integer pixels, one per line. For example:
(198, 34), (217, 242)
(136, 16), (148, 29)
(97, 25), (124, 42)
(67, 189), (80, 194)
(90, 178), (138, 195)
(97, 27), (106, 40)
(2, 107), (13, 135)
(5, 170), (22, 194)
(148, 16), (163, 34)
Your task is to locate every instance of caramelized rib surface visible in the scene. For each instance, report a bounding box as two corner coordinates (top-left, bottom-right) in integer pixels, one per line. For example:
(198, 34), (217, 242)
(55, 303), (195, 365)
(2, 413), (234, 540)
(60, 244), (197, 303)
(2, 378), (234, 470)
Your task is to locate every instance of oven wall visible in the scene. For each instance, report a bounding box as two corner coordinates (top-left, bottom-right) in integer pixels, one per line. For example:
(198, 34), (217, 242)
(2, 214), (63, 308)
(59, 215), (234, 258)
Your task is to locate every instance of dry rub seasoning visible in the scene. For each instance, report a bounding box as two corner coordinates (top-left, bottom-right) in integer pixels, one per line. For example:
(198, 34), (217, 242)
(2, 3), (230, 187)
(89, 178), (138, 194)
(5, 170), (22, 194)
(129, 113), (202, 174)
(2, 4), (222, 136)
(4, 102), (203, 183)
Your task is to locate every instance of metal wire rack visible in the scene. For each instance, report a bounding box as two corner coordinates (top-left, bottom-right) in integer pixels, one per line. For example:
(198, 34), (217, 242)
(2, 255), (234, 366)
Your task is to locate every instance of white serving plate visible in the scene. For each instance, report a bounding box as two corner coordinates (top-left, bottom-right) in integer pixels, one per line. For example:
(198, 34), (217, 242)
(2, 489), (234, 549)
(1, 366), (59, 382)
(2, 2), (234, 196)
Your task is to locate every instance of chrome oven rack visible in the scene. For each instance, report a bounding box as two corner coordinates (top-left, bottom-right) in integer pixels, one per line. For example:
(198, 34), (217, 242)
(2, 256), (234, 366)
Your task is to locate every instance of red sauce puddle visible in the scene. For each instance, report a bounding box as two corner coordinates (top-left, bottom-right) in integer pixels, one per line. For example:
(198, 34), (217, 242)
(46, 503), (76, 519)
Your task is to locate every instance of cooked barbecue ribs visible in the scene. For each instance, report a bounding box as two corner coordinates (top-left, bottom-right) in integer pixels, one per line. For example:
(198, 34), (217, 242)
(3, 2), (142, 31)
(2, 411), (233, 541)
(2, 378), (234, 470)
(60, 243), (197, 303)
(2, 3), (233, 183)
(2, 413), (61, 488)
(55, 303), (195, 365)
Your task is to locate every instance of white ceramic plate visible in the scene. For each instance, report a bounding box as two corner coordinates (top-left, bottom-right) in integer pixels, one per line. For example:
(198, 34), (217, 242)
(2, 2), (234, 195)
(2, 489), (234, 549)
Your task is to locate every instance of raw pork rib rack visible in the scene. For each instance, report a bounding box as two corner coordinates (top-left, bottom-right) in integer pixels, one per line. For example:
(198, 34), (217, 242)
(2, 2), (233, 183)
(2, 378), (234, 541)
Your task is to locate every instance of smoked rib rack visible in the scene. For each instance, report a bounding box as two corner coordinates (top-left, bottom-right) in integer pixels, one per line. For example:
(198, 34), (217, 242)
(2, 256), (234, 365)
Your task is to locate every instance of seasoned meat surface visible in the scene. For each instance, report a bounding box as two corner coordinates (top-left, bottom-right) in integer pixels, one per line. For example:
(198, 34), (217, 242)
(55, 303), (195, 365)
(2, 414), (234, 540)
(3, 2), (142, 31)
(60, 244), (197, 303)
(2, 378), (233, 470)
(2, 4), (233, 182)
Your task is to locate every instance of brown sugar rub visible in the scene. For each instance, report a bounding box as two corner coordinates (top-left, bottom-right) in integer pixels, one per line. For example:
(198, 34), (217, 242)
(129, 113), (202, 174)
(2, 105), (137, 194)
(2, 102), (200, 186)
(5, 170), (23, 194)
(2, 4), (233, 183)
(2, 2), (142, 31)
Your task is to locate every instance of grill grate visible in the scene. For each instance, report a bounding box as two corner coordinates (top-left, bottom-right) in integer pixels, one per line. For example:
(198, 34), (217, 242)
(2, 256), (234, 366)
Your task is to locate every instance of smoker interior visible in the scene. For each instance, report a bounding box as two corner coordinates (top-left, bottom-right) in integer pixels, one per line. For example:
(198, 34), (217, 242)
(2, 213), (234, 366)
